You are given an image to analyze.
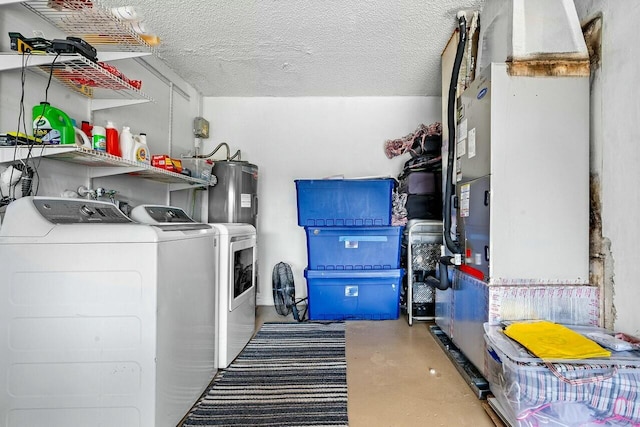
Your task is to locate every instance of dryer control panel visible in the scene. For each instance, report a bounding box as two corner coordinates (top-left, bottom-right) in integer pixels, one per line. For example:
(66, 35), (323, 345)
(132, 205), (195, 223)
(129, 205), (212, 231)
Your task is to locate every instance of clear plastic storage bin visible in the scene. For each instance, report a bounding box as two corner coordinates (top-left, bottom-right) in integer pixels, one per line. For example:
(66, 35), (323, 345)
(180, 158), (213, 181)
(484, 323), (640, 426)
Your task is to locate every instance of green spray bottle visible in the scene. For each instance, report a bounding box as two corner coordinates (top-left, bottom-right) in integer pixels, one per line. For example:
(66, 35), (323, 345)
(32, 102), (75, 145)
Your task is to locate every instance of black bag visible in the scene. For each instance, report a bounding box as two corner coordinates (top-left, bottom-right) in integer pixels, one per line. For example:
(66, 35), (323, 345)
(395, 136), (444, 221)
(409, 134), (441, 158)
(406, 194), (442, 220)
(400, 170), (441, 195)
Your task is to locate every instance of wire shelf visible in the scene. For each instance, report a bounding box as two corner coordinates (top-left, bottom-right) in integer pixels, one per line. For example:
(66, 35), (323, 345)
(36, 54), (151, 100)
(0, 146), (211, 187)
(48, 147), (211, 186)
(22, 0), (153, 53)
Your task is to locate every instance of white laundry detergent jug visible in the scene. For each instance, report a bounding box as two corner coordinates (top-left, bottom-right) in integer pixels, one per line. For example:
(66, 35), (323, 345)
(133, 133), (150, 164)
(119, 126), (135, 161)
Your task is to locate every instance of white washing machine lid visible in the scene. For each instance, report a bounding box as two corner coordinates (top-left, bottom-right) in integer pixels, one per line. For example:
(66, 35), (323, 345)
(130, 204), (217, 234)
(131, 204), (198, 225)
(0, 197), (215, 243)
(130, 206), (255, 238)
(209, 223), (256, 236)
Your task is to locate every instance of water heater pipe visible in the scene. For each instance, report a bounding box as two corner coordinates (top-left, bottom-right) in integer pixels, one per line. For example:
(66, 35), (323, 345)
(197, 142), (231, 160)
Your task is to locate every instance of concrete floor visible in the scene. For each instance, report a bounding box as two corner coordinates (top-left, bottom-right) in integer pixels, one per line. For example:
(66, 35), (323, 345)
(257, 306), (494, 426)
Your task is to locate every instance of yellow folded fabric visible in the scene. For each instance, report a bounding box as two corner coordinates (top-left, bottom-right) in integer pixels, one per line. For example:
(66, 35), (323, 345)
(504, 321), (611, 360)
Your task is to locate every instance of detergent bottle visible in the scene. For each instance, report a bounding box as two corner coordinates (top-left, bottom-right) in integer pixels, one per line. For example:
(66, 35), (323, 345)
(119, 126), (135, 161)
(32, 102), (75, 145)
(133, 133), (151, 164)
(105, 121), (121, 157)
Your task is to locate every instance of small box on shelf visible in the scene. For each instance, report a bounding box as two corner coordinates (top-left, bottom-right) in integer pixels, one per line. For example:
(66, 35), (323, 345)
(151, 155), (181, 173)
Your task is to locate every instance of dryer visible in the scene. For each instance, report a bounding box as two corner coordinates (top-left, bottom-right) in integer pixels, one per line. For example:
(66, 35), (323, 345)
(0, 197), (217, 427)
(210, 223), (256, 368)
(130, 205), (257, 369)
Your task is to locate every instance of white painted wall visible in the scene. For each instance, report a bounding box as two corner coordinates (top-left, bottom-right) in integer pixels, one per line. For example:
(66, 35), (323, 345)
(202, 96), (440, 305)
(574, 1), (640, 335)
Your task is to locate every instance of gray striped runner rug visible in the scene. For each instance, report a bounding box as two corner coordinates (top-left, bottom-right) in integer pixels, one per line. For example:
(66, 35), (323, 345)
(182, 322), (348, 427)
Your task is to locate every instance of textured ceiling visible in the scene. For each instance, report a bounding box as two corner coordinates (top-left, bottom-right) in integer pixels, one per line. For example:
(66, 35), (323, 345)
(103, 0), (485, 97)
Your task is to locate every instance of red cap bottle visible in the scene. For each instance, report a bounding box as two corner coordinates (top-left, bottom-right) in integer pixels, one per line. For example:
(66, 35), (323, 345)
(81, 121), (93, 138)
(106, 121), (121, 157)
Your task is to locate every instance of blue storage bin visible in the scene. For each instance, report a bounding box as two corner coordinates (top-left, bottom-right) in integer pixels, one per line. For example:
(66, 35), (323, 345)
(295, 179), (393, 227)
(305, 226), (403, 270)
(305, 269), (404, 320)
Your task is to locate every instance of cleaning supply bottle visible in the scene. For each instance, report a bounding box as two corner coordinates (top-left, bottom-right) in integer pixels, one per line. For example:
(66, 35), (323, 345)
(32, 102), (75, 145)
(92, 125), (106, 151)
(105, 121), (121, 157)
(133, 133), (151, 164)
(119, 126), (135, 161)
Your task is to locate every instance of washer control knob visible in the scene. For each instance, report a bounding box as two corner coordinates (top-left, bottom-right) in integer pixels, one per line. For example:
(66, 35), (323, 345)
(80, 205), (95, 216)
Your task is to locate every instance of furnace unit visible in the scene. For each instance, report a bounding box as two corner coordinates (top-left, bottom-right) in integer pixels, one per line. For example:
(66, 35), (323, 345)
(435, 62), (596, 373)
(433, 0), (601, 381)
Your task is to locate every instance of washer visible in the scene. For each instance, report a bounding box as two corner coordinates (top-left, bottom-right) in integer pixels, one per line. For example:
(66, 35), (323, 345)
(0, 197), (217, 427)
(130, 205), (257, 369)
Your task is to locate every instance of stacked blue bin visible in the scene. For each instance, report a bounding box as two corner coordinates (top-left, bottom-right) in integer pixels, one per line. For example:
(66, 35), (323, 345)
(295, 178), (405, 320)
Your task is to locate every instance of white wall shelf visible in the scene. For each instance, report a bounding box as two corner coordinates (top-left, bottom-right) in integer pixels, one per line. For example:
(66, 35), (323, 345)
(0, 53), (153, 108)
(0, 146), (211, 189)
(21, 0), (154, 53)
(38, 54), (151, 100)
(0, 51), (151, 72)
(1, 0), (156, 106)
(0, 2), (203, 196)
(0, 52), (78, 71)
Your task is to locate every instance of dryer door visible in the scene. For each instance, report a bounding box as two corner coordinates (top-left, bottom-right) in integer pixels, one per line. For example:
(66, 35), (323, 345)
(228, 235), (256, 311)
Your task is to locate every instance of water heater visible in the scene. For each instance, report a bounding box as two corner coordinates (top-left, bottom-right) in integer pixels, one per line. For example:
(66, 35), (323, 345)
(208, 161), (258, 226)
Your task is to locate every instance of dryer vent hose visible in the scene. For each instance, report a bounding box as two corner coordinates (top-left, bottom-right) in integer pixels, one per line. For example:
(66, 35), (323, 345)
(430, 12), (467, 291)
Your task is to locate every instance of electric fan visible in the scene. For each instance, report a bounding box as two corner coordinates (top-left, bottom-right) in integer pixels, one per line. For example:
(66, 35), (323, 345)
(272, 262), (308, 322)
